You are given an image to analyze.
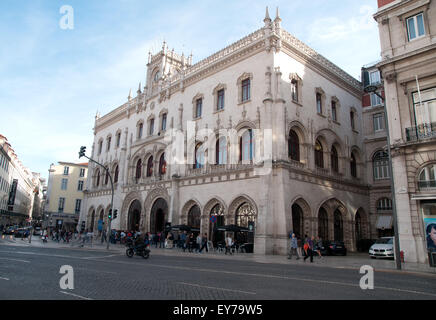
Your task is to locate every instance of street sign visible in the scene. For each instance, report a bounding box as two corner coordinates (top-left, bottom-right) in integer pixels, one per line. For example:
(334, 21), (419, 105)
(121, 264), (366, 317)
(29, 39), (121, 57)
(210, 215), (217, 223)
(98, 219), (103, 231)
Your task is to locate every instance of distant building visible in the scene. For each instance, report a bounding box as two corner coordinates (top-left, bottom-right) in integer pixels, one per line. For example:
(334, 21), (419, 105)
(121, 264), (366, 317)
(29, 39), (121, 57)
(44, 162), (88, 231)
(374, 0), (436, 264)
(0, 134), (40, 226)
(362, 64), (394, 239)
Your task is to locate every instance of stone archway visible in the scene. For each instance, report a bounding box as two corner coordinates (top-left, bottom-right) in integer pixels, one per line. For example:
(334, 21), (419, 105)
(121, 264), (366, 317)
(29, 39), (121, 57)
(318, 207), (329, 240)
(229, 195), (258, 246)
(318, 198), (352, 249)
(150, 198), (168, 234)
(203, 198), (227, 242)
(289, 197), (311, 239)
(334, 209), (344, 241)
(121, 191), (142, 230)
(143, 187), (170, 232)
(127, 200), (141, 231)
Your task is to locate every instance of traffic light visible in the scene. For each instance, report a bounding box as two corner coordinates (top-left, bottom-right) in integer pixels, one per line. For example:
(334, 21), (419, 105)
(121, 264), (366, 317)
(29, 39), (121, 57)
(113, 209), (118, 220)
(108, 209), (112, 220)
(79, 146), (86, 158)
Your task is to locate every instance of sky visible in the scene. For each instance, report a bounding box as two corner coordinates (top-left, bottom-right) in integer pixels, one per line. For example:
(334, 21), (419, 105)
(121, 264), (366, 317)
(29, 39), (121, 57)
(0, 0), (381, 182)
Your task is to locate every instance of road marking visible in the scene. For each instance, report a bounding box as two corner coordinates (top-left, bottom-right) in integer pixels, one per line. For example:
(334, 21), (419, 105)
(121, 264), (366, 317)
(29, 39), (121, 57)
(1, 248), (435, 298)
(0, 277), (9, 281)
(82, 254), (120, 259)
(0, 257), (30, 263)
(177, 282), (256, 295)
(59, 291), (93, 300)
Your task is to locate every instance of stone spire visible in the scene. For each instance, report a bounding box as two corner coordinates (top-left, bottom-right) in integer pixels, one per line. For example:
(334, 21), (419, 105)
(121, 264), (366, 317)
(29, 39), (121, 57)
(274, 7), (282, 28)
(137, 82), (142, 94)
(128, 88), (132, 100)
(264, 6), (272, 27)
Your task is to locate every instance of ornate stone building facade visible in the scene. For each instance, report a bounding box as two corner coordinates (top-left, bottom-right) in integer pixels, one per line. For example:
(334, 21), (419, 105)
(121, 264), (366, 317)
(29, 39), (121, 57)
(374, 0), (436, 264)
(81, 9), (371, 255)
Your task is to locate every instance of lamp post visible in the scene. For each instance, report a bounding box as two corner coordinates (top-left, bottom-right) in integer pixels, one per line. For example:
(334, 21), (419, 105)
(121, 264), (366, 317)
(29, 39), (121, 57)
(364, 84), (401, 270)
(79, 146), (114, 250)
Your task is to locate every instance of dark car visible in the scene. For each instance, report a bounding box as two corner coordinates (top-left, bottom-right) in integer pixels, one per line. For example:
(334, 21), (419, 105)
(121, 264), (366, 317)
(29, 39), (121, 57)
(14, 228), (31, 238)
(315, 241), (347, 256)
(3, 226), (17, 235)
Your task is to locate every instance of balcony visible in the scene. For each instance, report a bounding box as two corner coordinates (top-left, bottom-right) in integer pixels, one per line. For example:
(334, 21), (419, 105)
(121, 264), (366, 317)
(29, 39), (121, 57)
(406, 123), (436, 142)
(185, 163), (254, 177)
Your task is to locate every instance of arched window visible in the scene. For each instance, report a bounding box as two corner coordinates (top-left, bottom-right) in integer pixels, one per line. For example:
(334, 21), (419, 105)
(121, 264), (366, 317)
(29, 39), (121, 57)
(146, 156), (154, 177)
(114, 165), (119, 183)
(95, 169), (100, 187)
(137, 122), (143, 139)
(216, 137), (227, 165)
(418, 164), (436, 189)
(377, 198), (392, 211)
(331, 146), (339, 173)
(153, 70), (160, 82)
(194, 143), (205, 169)
(334, 209), (344, 241)
(315, 139), (324, 168)
(135, 159), (142, 181)
(288, 130), (300, 161)
(187, 205), (201, 229)
(318, 207), (328, 240)
(235, 202), (256, 228)
(240, 129), (254, 163)
(350, 153), (357, 177)
(104, 168), (109, 185)
(373, 151), (389, 180)
(159, 153), (166, 175)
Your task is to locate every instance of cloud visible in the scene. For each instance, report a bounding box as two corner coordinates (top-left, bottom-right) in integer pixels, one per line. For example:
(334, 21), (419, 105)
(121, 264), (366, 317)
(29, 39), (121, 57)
(308, 5), (377, 42)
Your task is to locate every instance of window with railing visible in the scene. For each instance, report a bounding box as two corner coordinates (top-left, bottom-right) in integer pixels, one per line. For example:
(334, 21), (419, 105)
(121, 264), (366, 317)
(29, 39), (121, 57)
(373, 151), (389, 180)
(407, 87), (436, 141)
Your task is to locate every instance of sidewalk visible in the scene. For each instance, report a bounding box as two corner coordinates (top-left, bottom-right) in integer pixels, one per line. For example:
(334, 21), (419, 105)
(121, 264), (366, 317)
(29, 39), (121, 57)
(2, 235), (435, 276)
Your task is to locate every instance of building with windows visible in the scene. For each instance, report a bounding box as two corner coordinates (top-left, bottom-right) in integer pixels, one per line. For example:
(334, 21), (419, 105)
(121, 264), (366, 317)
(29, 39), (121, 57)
(374, 0), (436, 264)
(0, 134), (39, 226)
(362, 65), (394, 239)
(44, 162), (88, 231)
(81, 9), (371, 255)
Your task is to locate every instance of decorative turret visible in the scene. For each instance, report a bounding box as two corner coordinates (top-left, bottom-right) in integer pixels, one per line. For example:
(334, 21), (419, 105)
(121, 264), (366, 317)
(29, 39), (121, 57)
(274, 7), (281, 29)
(264, 6), (271, 27)
(137, 82), (142, 95)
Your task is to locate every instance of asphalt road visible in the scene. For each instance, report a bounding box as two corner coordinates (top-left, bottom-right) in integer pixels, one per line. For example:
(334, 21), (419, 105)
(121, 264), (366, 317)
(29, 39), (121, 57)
(0, 242), (435, 301)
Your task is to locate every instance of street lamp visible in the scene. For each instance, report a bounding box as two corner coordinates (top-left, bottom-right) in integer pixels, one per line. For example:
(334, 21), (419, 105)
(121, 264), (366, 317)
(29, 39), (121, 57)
(364, 84), (402, 270)
(78, 146), (114, 250)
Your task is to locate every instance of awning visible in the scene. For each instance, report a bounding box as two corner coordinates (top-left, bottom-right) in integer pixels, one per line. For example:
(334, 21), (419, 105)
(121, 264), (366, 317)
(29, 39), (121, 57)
(376, 215), (393, 229)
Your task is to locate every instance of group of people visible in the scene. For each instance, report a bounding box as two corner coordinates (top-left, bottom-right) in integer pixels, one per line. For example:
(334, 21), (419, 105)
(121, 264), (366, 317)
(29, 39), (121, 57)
(288, 233), (323, 263)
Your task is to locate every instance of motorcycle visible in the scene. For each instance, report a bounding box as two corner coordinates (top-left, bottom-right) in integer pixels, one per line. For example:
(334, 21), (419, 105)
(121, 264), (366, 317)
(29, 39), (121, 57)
(125, 238), (150, 259)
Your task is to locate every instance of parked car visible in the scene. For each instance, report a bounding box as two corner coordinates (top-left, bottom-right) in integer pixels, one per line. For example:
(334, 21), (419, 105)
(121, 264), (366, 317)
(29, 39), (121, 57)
(369, 237), (394, 259)
(14, 227), (31, 238)
(314, 241), (347, 256)
(3, 226), (18, 235)
(33, 227), (42, 236)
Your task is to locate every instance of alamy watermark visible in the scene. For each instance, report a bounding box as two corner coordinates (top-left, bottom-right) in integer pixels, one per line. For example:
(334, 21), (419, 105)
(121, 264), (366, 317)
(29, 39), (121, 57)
(359, 265), (374, 290)
(161, 122), (273, 176)
(59, 5), (74, 30)
(59, 265), (74, 290)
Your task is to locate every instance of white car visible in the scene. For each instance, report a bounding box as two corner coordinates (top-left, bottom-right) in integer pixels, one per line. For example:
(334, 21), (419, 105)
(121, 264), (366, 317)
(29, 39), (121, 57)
(369, 237), (394, 259)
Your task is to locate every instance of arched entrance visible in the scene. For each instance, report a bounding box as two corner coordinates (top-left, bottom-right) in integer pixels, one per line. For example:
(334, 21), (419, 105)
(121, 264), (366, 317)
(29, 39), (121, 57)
(89, 210), (96, 232)
(334, 209), (344, 241)
(187, 205), (201, 232)
(150, 198), (168, 234)
(209, 203), (225, 243)
(128, 200), (141, 231)
(291, 203), (304, 238)
(235, 202), (256, 244)
(318, 207), (328, 240)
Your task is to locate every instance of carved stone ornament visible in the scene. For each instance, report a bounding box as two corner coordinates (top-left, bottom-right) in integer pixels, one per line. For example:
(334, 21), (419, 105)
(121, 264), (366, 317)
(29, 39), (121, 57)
(384, 72), (397, 83)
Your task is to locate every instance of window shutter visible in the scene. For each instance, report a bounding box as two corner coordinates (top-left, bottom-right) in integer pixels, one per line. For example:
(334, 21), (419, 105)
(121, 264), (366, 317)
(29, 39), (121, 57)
(363, 71), (370, 88)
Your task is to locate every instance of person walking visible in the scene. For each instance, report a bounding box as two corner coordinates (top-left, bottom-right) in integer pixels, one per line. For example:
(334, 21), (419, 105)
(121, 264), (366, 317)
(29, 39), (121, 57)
(315, 237), (323, 259)
(180, 231), (187, 252)
(199, 233), (208, 253)
(304, 236), (315, 263)
(225, 234), (233, 255)
(188, 233), (195, 253)
(287, 233), (299, 260)
(195, 234), (202, 253)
